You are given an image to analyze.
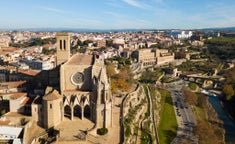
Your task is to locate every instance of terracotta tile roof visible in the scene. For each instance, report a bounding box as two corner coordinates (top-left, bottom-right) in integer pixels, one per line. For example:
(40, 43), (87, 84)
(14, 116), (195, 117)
(11, 92), (27, 99)
(18, 69), (39, 76)
(0, 81), (26, 90)
(0, 119), (11, 126)
(0, 92), (27, 100)
(20, 97), (30, 106)
(66, 53), (93, 65)
(43, 89), (61, 101)
(64, 90), (87, 92)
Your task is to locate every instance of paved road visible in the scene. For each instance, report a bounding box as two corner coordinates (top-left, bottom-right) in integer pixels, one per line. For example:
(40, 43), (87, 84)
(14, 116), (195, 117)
(166, 80), (198, 144)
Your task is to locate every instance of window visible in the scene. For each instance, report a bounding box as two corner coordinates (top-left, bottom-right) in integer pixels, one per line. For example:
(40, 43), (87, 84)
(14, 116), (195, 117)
(64, 40), (66, 50)
(50, 104), (52, 109)
(60, 40), (62, 50)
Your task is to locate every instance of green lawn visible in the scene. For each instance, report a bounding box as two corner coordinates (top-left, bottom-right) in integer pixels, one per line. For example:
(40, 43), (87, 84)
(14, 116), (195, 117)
(158, 89), (178, 144)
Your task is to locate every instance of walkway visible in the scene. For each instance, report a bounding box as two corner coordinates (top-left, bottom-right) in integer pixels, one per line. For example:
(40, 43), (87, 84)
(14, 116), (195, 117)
(146, 85), (159, 144)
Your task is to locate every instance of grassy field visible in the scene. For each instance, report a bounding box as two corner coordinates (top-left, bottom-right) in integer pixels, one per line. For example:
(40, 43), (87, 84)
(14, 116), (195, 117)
(158, 89), (178, 144)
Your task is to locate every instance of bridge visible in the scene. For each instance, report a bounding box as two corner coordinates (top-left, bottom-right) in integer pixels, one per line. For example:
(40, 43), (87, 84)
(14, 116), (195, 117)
(179, 74), (225, 89)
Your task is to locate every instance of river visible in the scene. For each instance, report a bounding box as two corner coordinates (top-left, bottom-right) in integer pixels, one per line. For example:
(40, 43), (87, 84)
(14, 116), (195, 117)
(208, 96), (235, 143)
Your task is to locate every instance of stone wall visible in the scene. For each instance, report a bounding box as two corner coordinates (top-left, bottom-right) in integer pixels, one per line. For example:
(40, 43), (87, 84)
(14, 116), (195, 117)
(122, 84), (147, 144)
(123, 85), (145, 117)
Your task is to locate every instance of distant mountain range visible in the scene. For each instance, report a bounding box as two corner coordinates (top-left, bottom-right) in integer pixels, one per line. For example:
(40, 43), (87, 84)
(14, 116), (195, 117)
(1, 27), (235, 32)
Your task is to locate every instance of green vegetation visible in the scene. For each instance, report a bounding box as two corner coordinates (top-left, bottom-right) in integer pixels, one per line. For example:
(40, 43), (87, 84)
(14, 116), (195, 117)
(106, 60), (134, 93)
(42, 48), (56, 55)
(182, 87), (198, 106)
(10, 37), (56, 48)
(223, 84), (234, 100)
(174, 51), (186, 59)
(125, 125), (132, 137)
(110, 67), (134, 92)
(222, 68), (235, 119)
(138, 85), (154, 144)
(106, 40), (113, 47)
(97, 128), (108, 135)
(149, 85), (158, 110)
(193, 93), (225, 144)
(158, 89), (177, 144)
(31, 38), (56, 46)
(143, 86), (150, 118)
(206, 37), (235, 60)
(161, 75), (176, 83)
(139, 68), (163, 83)
(206, 37), (235, 45)
(177, 60), (219, 74)
(0, 109), (6, 116)
(20, 118), (28, 126)
(188, 82), (197, 90)
(140, 130), (153, 144)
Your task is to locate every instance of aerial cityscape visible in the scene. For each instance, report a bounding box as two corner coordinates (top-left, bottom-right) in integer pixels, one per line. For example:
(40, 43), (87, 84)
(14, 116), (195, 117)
(1, 0), (235, 144)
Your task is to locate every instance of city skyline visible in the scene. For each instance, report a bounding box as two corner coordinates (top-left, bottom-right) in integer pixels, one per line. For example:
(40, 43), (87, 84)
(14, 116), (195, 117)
(1, 0), (235, 29)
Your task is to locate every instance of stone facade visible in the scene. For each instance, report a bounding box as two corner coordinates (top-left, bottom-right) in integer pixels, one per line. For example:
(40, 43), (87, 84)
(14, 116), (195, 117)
(137, 48), (174, 68)
(32, 32), (112, 130)
(42, 88), (63, 129)
(60, 53), (112, 128)
(56, 32), (71, 66)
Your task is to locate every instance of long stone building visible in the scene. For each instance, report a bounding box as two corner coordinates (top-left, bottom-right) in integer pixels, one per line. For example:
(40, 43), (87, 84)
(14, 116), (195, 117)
(137, 48), (175, 68)
(32, 32), (112, 130)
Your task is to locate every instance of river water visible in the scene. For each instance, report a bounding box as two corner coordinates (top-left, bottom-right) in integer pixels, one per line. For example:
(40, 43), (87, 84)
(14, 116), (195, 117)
(208, 96), (235, 143)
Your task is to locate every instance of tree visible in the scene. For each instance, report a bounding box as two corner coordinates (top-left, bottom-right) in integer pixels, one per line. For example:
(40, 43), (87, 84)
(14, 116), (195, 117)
(0, 109), (6, 116)
(188, 82), (197, 90)
(42, 48), (56, 55)
(106, 64), (116, 77)
(223, 84), (234, 100)
(175, 51), (186, 59)
(110, 66), (134, 92)
(106, 40), (113, 47)
(182, 87), (198, 106)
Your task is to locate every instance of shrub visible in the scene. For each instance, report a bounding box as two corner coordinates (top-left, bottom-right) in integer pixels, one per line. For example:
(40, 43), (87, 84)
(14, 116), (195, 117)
(97, 128), (108, 135)
(0, 109), (6, 116)
(125, 125), (131, 137)
(188, 82), (197, 90)
(20, 118), (28, 126)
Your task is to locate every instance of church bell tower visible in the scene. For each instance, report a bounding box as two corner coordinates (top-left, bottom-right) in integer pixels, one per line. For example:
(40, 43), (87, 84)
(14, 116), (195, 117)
(56, 32), (70, 66)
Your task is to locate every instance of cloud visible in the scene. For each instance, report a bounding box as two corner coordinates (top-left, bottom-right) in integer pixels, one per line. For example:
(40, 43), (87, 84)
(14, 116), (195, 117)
(104, 11), (125, 18)
(106, 0), (123, 8)
(41, 7), (68, 14)
(122, 0), (152, 9)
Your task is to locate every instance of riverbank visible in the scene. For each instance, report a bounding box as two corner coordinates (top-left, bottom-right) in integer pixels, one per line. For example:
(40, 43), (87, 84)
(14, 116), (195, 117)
(209, 96), (235, 143)
(192, 93), (225, 144)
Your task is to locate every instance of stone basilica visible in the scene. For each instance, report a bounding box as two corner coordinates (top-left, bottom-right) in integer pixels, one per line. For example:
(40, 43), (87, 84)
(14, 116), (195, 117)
(31, 33), (112, 131)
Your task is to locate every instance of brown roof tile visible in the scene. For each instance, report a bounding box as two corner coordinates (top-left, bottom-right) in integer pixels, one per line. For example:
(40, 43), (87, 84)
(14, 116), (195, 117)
(43, 89), (61, 101)
(66, 53), (93, 65)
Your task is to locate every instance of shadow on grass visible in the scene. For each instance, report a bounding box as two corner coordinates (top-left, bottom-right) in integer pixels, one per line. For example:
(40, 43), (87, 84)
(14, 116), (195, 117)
(165, 95), (173, 105)
(162, 130), (177, 144)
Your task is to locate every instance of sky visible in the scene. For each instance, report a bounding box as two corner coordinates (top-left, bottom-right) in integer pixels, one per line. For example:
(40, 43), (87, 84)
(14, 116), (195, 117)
(1, 0), (235, 29)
